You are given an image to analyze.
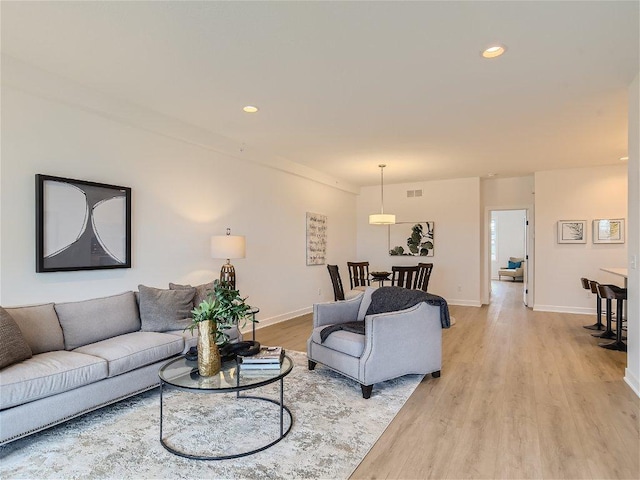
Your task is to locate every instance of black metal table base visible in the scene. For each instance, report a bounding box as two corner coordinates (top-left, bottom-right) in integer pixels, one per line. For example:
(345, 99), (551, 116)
(160, 382), (293, 460)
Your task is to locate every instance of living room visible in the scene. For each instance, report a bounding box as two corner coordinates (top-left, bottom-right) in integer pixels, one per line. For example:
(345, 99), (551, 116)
(1, 1), (639, 478)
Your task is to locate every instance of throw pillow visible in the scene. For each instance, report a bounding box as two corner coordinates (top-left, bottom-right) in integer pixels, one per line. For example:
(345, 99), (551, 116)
(5, 302), (65, 354)
(55, 292), (141, 350)
(508, 261), (522, 269)
(138, 285), (196, 332)
(169, 281), (214, 308)
(0, 307), (33, 369)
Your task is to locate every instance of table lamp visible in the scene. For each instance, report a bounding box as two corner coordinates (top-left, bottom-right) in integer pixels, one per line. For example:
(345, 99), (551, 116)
(210, 228), (246, 289)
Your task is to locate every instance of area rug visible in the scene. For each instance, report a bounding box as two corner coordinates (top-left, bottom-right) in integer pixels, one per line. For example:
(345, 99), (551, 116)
(0, 351), (423, 480)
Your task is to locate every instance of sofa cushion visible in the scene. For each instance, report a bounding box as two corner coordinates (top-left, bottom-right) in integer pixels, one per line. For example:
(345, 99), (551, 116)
(508, 260), (522, 269)
(138, 285), (195, 332)
(169, 282), (214, 308)
(0, 307), (33, 369)
(311, 326), (365, 358)
(74, 331), (184, 377)
(5, 303), (64, 354)
(0, 350), (108, 409)
(55, 292), (141, 350)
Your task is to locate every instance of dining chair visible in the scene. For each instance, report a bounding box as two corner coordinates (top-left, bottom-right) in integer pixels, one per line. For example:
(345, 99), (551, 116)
(391, 265), (420, 289)
(347, 262), (370, 289)
(327, 265), (346, 301)
(416, 263), (434, 292)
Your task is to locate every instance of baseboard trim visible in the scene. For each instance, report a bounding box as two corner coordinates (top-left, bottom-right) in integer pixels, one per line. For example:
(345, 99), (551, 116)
(240, 306), (313, 334)
(624, 368), (640, 398)
(533, 305), (596, 315)
(447, 299), (482, 307)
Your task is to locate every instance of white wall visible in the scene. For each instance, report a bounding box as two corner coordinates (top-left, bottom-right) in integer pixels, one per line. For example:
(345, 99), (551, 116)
(491, 210), (526, 279)
(0, 65), (358, 328)
(534, 165), (628, 314)
(357, 177), (481, 306)
(626, 73), (639, 396)
(482, 176), (535, 207)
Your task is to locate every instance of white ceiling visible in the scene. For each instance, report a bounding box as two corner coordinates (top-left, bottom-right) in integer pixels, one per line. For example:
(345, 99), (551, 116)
(1, 1), (638, 186)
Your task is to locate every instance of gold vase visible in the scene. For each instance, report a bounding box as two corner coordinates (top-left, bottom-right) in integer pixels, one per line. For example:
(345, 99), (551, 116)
(197, 320), (221, 377)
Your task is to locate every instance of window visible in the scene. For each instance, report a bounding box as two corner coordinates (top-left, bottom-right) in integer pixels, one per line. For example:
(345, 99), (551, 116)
(490, 218), (497, 261)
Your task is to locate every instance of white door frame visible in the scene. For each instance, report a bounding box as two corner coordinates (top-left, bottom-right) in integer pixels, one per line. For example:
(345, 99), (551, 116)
(483, 205), (534, 306)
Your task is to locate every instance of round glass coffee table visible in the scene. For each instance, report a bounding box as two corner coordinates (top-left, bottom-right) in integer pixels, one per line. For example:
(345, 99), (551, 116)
(158, 354), (294, 460)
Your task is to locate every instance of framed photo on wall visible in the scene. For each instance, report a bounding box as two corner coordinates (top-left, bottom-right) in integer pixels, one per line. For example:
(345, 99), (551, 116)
(388, 221), (434, 256)
(36, 174), (132, 272)
(557, 220), (587, 244)
(593, 218), (625, 244)
(306, 212), (327, 265)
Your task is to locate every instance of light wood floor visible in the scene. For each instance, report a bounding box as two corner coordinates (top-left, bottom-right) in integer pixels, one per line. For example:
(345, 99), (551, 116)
(256, 281), (639, 479)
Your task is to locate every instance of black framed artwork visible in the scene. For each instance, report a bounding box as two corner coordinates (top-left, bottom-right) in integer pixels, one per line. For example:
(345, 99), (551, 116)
(36, 174), (131, 272)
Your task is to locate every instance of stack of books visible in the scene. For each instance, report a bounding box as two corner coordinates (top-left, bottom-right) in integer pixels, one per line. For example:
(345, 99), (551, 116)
(239, 346), (284, 369)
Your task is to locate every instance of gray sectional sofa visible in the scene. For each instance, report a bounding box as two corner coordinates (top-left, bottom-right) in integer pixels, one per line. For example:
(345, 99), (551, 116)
(0, 285), (240, 444)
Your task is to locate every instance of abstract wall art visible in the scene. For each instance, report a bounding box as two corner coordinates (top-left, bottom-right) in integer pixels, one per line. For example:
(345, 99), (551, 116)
(36, 174), (132, 272)
(593, 218), (625, 244)
(306, 212), (327, 266)
(557, 220), (587, 244)
(389, 222), (434, 256)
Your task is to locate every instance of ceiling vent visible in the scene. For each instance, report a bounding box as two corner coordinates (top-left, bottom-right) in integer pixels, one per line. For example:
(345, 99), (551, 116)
(406, 189), (423, 198)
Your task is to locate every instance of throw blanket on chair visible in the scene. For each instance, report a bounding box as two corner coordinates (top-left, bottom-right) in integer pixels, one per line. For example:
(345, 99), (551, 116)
(320, 287), (451, 343)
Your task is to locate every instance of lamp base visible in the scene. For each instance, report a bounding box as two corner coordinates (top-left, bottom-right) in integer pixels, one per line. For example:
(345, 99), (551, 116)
(220, 263), (236, 289)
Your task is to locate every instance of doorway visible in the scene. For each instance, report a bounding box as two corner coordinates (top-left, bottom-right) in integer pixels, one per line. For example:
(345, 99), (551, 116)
(486, 208), (532, 307)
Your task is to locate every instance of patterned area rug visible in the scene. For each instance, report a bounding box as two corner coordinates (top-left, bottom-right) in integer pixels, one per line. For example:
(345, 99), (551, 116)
(1, 351), (423, 479)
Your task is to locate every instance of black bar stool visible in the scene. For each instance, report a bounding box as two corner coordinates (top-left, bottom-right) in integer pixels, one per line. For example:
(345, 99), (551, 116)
(581, 277), (604, 330)
(590, 281), (616, 340)
(596, 284), (627, 352)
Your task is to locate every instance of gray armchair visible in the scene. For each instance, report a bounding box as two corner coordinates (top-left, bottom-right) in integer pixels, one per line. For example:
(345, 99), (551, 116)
(307, 288), (442, 399)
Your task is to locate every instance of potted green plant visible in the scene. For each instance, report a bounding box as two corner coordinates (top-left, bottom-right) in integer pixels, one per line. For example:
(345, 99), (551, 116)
(188, 280), (253, 376)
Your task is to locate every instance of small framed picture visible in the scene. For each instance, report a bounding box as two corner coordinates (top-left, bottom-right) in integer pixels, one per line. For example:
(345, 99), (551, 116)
(593, 219), (625, 244)
(557, 220), (587, 244)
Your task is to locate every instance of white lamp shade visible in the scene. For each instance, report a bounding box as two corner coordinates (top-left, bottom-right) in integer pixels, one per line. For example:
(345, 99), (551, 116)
(210, 235), (246, 259)
(369, 213), (396, 225)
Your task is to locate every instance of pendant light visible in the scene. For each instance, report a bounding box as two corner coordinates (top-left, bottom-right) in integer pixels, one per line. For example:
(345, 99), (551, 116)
(369, 164), (396, 225)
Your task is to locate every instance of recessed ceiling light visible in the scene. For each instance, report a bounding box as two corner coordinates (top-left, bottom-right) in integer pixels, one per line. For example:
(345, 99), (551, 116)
(482, 44), (507, 59)
(487, 173), (497, 177)
(620, 156), (629, 161)
(243, 105), (259, 113)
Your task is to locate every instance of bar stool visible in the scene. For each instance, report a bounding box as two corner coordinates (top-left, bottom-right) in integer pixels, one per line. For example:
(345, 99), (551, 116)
(595, 284), (627, 352)
(590, 281), (616, 340)
(581, 277), (604, 330)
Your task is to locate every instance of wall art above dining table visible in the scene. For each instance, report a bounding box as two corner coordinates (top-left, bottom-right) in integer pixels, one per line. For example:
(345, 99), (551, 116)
(389, 221), (434, 256)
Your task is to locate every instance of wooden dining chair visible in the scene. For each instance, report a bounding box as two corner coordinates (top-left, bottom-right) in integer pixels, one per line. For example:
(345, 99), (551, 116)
(327, 265), (346, 301)
(347, 262), (370, 289)
(416, 263), (434, 292)
(391, 265), (420, 289)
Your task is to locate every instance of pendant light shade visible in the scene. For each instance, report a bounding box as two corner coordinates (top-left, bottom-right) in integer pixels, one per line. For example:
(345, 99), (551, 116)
(369, 213), (396, 225)
(369, 164), (396, 225)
